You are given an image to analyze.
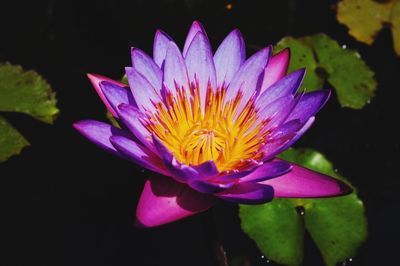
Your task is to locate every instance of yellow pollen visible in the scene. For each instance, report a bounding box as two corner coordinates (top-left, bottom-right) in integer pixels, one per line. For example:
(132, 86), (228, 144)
(144, 85), (268, 172)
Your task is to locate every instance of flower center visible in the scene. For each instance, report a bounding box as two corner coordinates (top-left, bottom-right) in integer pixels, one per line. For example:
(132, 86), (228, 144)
(144, 85), (268, 172)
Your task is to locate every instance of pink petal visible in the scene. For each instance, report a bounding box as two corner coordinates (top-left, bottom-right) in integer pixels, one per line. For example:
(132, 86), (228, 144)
(136, 175), (217, 228)
(261, 160), (352, 198)
(182, 21), (207, 57)
(260, 48), (290, 93)
(87, 73), (128, 117)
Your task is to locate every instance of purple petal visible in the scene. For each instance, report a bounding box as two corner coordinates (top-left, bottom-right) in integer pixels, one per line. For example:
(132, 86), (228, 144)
(260, 48), (290, 93)
(239, 160), (293, 183)
(185, 32), (217, 111)
(153, 30), (173, 67)
(131, 48), (162, 93)
(182, 21), (207, 57)
(263, 117), (315, 161)
(225, 46), (271, 114)
(125, 67), (161, 113)
(99, 81), (135, 115)
(214, 29), (246, 88)
(109, 135), (168, 175)
(87, 73), (128, 117)
(151, 135), (200, 182)
(261, 119), (305, 161)
(187, 178), (235, 194)
(261, 160), (352, 197)
(136, 175), (217, 228)
(163, 41), (189, 97)
(268, 119), (304, 139)
(287, 90), (331, 123)
(73, 120), (131, 156)
(192, 160), (220, 177)
(257, 94), (296, 129)
(216, 183), (274, 204)
(116, 103), (155, 152)
(257, 68), (305, 108)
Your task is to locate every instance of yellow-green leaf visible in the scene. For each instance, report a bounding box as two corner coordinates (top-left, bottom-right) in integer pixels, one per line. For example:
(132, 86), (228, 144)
(275, 34), (376, 109)
(0, 63), (59, 162)
(0, 63), (59, 124)
(0, 115), (29, 162)
(337, 0), (400, 55)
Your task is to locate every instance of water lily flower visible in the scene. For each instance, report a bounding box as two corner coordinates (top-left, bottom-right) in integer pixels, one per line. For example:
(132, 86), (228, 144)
(74, 21), (351, 228)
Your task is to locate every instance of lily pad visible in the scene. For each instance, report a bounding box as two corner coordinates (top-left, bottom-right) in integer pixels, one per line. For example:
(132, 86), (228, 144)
(0, 63), (59, 162)
(337, 0), (400, 56)
(0, 116), (30, 162)
(239, 148), (367, 266)
(275, 34), (376, 109)
(0, 63), (59, 124)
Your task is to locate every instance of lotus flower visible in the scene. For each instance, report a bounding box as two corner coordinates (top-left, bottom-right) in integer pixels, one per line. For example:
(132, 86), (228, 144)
(74, 21), (350, 227)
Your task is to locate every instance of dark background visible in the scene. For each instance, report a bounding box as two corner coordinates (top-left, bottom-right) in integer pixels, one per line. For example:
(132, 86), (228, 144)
(1, 0), (399, 265)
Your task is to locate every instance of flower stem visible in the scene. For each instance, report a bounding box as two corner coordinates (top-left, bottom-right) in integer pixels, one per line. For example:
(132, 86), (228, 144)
(203, 209), (229, 266)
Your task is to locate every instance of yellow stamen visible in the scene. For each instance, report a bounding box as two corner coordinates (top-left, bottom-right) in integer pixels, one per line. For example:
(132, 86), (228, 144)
(144, 84), (268, 172)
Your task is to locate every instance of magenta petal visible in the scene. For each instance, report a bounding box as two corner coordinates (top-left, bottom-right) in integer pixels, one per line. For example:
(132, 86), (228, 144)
(131, 48), (162, 93)
(214, 29), (245, 88)
(260, 48), (290, 93)
(261, 160), (352, 198)
(225, 46), (271, 114)
(163, 41), (189, 97)
(239, 160), (292, 183)
(183, 21), (207, 57)
(100, 81), (135, 114)
(136, 175), (217, 228)
(153, 30), (172, 67)
(87, 73), (128, 117)
(125, 67), (161, 113)
(216, 183), (274, 204)
(185, 32), (217, 111)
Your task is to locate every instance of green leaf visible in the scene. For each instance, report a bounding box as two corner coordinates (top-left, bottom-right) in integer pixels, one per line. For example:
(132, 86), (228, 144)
(0, 63), (59, 162)
(239, 148), (367, 266)
(274, 34), (376, 109)
(121, 74), (128, 85)
(274, 37), (323, 92)
(337, 0), (400, 56)
(0, 63), (59, 124)
(240, 198), (304, 266)
(0, 115), (30, 162)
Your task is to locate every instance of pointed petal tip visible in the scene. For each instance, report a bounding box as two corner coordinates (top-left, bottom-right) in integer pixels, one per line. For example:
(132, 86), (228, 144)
(263, 161), (354, 198)
(276, 47), (290, 58)
(72, 120), (92, 133)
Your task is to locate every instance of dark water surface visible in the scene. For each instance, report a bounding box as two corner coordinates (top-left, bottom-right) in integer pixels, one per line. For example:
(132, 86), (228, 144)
(1, 0), (399, 265)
